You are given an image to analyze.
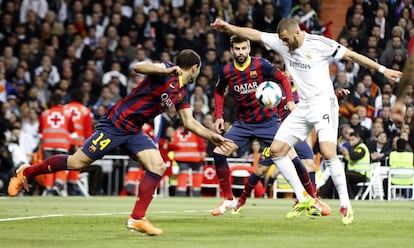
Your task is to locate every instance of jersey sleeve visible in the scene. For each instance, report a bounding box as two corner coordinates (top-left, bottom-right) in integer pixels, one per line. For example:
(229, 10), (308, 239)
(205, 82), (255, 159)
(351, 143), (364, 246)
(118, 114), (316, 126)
(261, 32), (284, 53)
(214, 69), (227, 119)
(317, 35), (347, 60)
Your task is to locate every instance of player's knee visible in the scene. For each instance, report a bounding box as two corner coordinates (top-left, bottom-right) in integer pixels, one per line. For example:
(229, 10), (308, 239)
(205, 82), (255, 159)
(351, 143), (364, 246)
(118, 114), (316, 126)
(148, 161), (166, 176)
(270, 141), (290, 158)
(67, 155), (91, 170)
(319, 142), (337, 160)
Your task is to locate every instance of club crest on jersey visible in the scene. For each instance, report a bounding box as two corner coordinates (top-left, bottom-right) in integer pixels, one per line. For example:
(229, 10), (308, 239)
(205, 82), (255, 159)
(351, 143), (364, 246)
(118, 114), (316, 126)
(89, 144), (97, 153)
(250, 71), (257, 78)
(305, 51), (312, 60)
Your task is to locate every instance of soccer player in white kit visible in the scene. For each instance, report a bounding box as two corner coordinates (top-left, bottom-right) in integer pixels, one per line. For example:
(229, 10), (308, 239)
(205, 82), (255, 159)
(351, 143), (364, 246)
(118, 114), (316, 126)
(212, 17), (402, 225)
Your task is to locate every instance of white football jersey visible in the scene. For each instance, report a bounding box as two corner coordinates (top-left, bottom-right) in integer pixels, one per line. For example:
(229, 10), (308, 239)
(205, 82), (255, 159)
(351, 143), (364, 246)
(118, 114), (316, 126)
(261, 32), (346, 101)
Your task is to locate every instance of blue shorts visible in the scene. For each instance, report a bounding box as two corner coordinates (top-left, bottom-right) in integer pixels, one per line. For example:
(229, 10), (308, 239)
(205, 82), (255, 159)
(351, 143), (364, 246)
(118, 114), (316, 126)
(81, 118), (156, 161)
(294, 141), (314, 160)
(224, 118), (280, 149)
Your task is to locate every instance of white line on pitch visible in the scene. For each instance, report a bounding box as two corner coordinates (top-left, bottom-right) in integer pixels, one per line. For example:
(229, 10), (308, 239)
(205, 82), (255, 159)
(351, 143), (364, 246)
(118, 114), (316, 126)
(0, 210), (211, 222)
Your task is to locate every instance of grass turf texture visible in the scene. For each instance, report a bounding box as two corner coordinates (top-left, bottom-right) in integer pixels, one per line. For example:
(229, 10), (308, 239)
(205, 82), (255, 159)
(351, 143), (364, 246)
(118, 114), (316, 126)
(0, 197), (413, 248)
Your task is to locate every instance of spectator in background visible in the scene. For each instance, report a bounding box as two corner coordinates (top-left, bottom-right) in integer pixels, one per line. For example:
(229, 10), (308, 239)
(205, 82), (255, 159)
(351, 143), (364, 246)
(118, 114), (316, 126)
(34, 55), (60, 88)
(202, 48), (222, 76)
(190, 85), (210, 115)
(367, 131), (391, 167)
(357, 105), (373, 131)
(255, 2), (281, 33)
(381, 105), (400, 140)
(375, 83), (397, 111)
(338, 124), (354, 157)
(381, 35), (406, 68)
(375, 93), (392, 118)
(342, 131), (371, 199)
(21, 108), (40, 146)
(334, 70), (351, 90)
(172, 125), (206, 197)
(192, 98), (206, 123)
(349, 82), (369, 107)
(63, 89), (94, 195)
(366, 7), (390, 44)
(10, 121), (37, 165)
(102, 63), (127, 99)
(20, 0), (49, 24)
(92, 85), (115, 120)
(349, 112), (371, 142)
(38, 94), (75, 196)
(384, 138), (414, 199)
(119, 35), (137, 62)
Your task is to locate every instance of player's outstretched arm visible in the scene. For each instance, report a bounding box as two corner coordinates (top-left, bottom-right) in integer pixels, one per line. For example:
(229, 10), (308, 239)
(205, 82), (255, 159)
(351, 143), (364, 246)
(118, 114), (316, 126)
(342, 49), (402, 84)
(133, 62), (183, 76)
(211, 18), (262, 42)
(178, 108), (233, 146)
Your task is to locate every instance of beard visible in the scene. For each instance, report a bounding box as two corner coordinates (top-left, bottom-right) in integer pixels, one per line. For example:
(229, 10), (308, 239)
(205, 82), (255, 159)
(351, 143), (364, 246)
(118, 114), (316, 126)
(289, 37), (299, 51)
(235, 55), (247, 64)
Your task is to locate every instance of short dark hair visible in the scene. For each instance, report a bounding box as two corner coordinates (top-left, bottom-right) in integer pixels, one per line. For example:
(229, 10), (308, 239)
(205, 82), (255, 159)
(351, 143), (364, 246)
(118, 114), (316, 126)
(349, 131), (361, 139)
(176, 49), (201, 70)
(396, 138), (407, 152)
(71, 88), (85, 103)
(50, 94), (62, 106)
(230, 35), (250, 47)
(277, 18), (299, 34)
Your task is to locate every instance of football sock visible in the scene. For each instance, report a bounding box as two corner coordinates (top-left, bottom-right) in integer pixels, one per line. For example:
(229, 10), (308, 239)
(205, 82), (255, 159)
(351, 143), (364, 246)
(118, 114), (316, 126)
(213, 152), (233, 200)
(292, 157), (316, 198)
(239, 173), (260, 204)
(325, 157), (351, 207)
(266, 176), (276, 191)
(308, 172), (316, 188)
(273, 155), (309, 202)
(131, 171), (161, 219)
(24, 154), (68, 179)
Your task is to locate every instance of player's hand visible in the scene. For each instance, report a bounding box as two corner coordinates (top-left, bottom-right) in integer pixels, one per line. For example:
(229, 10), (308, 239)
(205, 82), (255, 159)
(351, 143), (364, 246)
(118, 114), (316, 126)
(209, 132), (234, 146)
(211, 18), (229, 32)
(384, 68), (402, 84)
(285, 101), (296, 112)
(214, 118), (224, 134)
(166, 66), (183, 76)
(391, 100), (405, 127)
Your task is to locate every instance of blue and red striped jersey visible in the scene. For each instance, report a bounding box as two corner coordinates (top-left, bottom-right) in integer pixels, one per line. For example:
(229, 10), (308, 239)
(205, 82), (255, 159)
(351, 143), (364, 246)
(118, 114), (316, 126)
(106, 63), (190, 133)
(215, 56), (292, 123)
(279, 84), (300, 122)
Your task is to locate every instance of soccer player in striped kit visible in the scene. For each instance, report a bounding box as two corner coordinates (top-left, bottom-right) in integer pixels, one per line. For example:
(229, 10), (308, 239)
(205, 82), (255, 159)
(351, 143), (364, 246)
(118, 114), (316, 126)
(8, 49), (232, 235)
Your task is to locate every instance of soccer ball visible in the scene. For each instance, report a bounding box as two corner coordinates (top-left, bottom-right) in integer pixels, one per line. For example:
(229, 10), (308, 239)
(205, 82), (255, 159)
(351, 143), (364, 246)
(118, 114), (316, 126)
(255, 81), (282, 108)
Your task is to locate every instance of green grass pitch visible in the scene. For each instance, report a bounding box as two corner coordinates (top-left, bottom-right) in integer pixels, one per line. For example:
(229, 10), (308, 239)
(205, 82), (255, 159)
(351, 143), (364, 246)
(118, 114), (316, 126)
(0, 197), (413, 248)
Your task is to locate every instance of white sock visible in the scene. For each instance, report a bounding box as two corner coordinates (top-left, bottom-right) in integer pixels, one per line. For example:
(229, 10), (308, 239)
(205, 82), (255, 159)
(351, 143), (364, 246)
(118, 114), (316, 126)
(326, 157), (351, 208)
(273, 156), (309, 202)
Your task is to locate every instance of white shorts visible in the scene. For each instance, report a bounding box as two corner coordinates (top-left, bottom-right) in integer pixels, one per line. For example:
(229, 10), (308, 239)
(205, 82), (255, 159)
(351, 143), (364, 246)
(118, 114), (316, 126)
(275, 93), (339, 146)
